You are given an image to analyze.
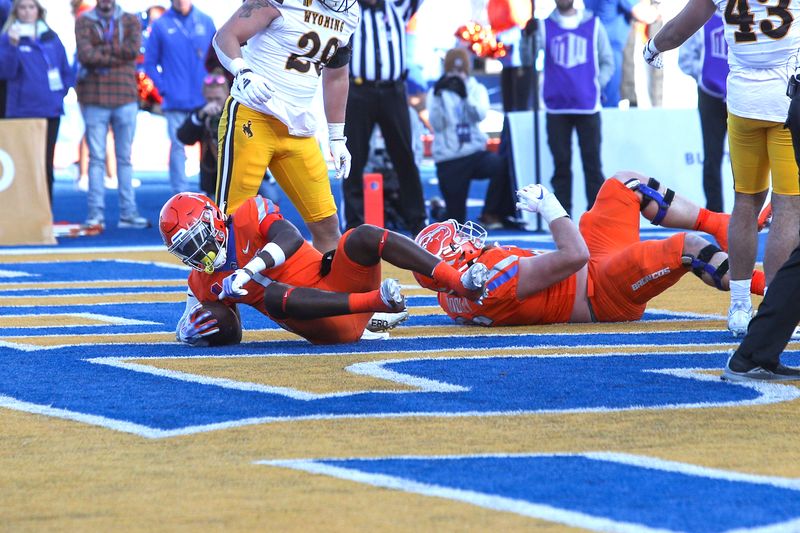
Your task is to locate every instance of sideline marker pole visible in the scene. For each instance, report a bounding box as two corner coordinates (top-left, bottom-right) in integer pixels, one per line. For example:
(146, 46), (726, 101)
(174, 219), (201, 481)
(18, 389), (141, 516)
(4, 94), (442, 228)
(363, 173), (384, 228)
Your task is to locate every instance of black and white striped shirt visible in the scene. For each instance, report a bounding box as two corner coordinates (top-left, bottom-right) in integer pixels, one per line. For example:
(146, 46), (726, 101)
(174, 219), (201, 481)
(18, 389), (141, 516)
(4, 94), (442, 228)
(350, 0), (423, 82)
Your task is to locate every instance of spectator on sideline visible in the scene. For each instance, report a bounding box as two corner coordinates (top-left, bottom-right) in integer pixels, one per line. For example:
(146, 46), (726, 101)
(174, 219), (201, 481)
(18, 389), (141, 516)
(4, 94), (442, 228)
(539, 0), (614, 217)
(75, 0), (149, 229)
(212, 0), (359, 254)
(343, 0), (427, 236)
(678, 13), (729, 213)
(583, 0), (658, 107)
(643, 0), (800, 337)
(176, 70), (229, 199)
(0, 0), (11, 118)
(0, 0), (72, 204)
(426, 47), (515, 226)
(490, 0), (534, 113)
(144, 0), (215, 194)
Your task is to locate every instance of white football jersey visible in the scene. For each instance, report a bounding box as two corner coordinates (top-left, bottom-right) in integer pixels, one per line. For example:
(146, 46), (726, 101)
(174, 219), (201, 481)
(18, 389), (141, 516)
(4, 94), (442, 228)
(713, 0), (800, 68)
(712, 0), (799, 121)
(232, 0), (360, 136)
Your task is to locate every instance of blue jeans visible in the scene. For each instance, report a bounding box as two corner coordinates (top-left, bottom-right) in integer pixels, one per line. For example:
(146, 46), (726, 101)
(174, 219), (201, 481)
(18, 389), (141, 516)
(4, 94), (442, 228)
(165, 110), (190, 193)
(82, 102), (139, 220)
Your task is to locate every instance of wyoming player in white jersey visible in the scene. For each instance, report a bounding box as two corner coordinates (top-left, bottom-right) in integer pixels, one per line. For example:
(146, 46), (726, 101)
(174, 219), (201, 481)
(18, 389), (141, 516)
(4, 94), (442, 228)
(641, 0), (800, 337)
(213, 0), (360, 253)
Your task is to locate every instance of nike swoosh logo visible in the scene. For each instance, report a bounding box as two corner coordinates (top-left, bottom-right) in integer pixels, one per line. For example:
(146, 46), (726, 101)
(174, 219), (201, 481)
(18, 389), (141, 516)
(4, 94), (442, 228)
(243, 242), (251, 254)
(536, 189), (544, 199)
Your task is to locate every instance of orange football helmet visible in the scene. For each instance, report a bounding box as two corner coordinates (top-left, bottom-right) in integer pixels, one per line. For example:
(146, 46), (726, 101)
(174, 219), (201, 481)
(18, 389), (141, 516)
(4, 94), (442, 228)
(159, 193), (228, 273)
(413, 219), (487, 291)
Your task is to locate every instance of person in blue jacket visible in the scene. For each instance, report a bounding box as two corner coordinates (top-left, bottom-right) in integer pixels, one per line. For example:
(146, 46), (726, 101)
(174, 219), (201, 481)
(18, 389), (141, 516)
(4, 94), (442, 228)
(0, 0), (73, 204)
(0, 0), (11, 118)
(143, 0), (215, 195)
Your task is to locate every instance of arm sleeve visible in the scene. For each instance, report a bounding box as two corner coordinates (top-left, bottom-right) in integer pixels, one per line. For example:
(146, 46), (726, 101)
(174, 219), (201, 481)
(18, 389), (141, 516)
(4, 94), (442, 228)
(462, 79), (489, 123)
(176, 110), (205, 145)
(426, 87), (446, 132)
(75, 17), (113, 68)
(678, 29), (703, 81)
(596, 21), (615, 89)
(0, 36), (20, 80)
(114, 14), (142, 62)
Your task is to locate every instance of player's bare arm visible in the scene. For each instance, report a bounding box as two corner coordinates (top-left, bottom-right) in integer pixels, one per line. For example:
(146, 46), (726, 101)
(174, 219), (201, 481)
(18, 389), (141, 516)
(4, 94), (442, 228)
(214, 0), (280, 65)
(322, 65), (349, 124)
(652, 0), (716, 52)
(514, 184), (589, 299)
(517, 217), (589, 299)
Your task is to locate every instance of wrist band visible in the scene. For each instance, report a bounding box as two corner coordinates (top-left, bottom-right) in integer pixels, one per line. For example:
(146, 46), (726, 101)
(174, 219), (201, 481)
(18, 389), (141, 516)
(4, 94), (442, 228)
(262, 242), (286, 268)
(328, 122), (345, 141)
(230, 57), (247, 77)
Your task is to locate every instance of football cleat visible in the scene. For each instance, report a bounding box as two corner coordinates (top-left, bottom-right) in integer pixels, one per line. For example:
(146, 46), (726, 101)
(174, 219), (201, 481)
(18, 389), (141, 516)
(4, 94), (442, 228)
(727, 300), (752, 337)
(367, 311), (410, 333)
(379, 278), (406, 312)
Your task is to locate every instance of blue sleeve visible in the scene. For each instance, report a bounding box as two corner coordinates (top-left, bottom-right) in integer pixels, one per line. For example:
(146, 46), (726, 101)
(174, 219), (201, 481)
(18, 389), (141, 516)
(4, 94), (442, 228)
(57, 38), (75, 90)
(143, 22), (164, 91)
(0, 35), (20, 80)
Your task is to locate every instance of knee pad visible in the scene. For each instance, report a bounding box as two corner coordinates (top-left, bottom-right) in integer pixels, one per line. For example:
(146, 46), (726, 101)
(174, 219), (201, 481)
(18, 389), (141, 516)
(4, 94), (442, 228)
(682, 244), (728, 290)
(625, 177), (675, 225)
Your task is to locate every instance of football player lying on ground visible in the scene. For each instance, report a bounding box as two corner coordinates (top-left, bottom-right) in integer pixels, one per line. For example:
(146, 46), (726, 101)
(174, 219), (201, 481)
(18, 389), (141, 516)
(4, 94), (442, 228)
(159, 193), (490, 345)
(416, 170), (765, 326)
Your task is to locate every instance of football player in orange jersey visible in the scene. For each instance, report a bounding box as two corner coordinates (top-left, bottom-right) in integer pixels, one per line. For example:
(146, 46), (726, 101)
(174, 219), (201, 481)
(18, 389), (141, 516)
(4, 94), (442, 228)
(159, 192), (489, 345)
(418, 170), (766, 327)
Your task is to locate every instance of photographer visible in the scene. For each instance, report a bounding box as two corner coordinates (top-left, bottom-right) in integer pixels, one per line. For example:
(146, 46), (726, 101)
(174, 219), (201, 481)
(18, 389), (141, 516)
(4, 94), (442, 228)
(176, 70), (228, 198)
(426, 47), (515, 227)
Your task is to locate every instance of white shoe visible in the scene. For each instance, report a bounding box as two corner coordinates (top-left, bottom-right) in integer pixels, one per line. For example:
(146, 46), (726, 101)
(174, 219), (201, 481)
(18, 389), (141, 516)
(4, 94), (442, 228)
(367, 310), (409, 332)
(360, 329), (389, 341)
(84, 215), (105, 229)
(379, 279), (405, 312)
(76, 175), (89, 192)
(727, 301), (752, 337)
(118, 215), (151, 229)
(104, 175), (119, 189)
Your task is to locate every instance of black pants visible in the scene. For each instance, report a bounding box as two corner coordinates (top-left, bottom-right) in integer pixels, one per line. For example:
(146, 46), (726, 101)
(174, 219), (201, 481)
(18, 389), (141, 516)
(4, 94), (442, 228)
(546, 112), (604, 216)
(735, 243), (800, 367)
(45, 116), (60, 205)
(501, 66), (533, 112)
(697, 87), (727, 212)
(435, 151), (515, 224)
(343, 81), (426, 233)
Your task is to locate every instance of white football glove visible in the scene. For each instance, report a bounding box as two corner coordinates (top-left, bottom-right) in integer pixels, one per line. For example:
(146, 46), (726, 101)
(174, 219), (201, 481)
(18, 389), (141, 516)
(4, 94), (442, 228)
(219, 268), (252, 300)
(177, 303), (219, 345)
(235, 68), (274, 105)
(516, 184), (569, 224)
(328, 123), (352, 180)
(643, 39), (663, 69)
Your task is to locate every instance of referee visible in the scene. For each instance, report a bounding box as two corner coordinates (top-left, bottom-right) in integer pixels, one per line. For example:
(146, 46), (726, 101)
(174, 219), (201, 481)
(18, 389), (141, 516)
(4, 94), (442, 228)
(343, 0), (427, 235)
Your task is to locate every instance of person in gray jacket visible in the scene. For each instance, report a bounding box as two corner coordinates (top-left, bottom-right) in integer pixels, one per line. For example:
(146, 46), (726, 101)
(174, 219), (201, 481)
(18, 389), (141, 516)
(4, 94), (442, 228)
(426, 47), (515, 226)
(538, 0), (614, 217)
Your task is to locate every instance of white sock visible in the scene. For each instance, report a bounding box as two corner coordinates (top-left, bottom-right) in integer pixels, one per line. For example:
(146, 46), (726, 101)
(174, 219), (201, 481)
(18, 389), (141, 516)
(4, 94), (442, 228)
(730, 279), (752, 306)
